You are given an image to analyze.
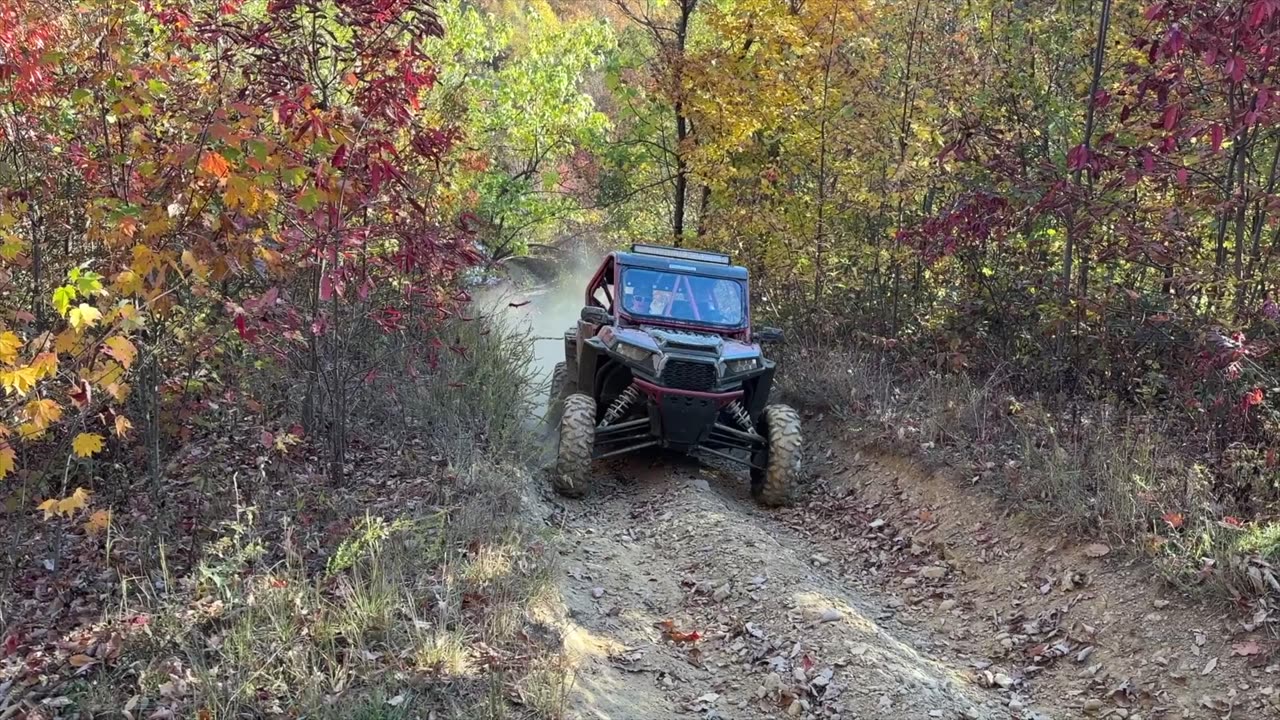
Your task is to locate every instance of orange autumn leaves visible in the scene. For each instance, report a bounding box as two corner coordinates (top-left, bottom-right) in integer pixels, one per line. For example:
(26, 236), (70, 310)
(198, 150), (232, 180)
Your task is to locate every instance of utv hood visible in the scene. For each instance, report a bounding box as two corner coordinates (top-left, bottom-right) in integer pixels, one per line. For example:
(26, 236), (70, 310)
(610, 326), (760, 360)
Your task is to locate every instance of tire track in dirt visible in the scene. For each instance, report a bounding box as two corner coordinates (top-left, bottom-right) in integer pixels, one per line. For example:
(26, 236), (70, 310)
(544, 453), (1016, 720)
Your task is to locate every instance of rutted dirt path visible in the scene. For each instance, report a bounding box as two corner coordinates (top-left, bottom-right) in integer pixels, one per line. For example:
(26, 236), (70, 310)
(540, 420), (1280, 720)
(544, 452), (1008, 720)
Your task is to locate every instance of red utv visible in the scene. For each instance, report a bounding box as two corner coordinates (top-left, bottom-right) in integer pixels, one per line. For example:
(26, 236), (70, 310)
(548, 244), (800, 506)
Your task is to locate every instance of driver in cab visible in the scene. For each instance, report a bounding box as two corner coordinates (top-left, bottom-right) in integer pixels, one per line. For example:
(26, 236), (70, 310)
(624, 275), (671, 316)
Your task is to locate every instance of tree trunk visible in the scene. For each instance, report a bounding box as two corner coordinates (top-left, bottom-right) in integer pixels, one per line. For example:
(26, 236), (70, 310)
(670, 0), (698, 245)
(1237, 136), (1278, 316)
(1210, 73), (1248, 315)
(696, 184), (712, 238)
(673, 110), (688, 245)
(812, 2), (841, 304)
(1059, 0), (1111, 363)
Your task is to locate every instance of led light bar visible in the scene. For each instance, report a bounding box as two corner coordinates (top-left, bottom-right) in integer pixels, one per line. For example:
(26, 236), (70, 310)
(631, 243), (731, 265)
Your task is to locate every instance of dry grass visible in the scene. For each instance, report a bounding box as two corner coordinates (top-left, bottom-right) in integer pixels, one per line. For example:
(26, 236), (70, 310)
(774, 346), (896, 425)
(779, 343), (1280, 607)
(124, 467), (562, 720)
(368, 312), (543, 466)
(45, 315), (572, 720)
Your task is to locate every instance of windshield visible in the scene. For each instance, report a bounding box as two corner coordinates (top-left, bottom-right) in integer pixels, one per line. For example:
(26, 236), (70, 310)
(621, 268), (745, 327)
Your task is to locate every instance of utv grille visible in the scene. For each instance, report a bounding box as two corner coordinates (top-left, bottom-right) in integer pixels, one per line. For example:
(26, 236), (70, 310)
(662, 360), (716, 391)
(666, 340), (713, 352)
(655, 328), (720, 351)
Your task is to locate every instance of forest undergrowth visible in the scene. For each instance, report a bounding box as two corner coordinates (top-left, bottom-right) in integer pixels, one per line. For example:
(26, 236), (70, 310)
(0, 315), (572, 720)
(778, 339), (1280, 616)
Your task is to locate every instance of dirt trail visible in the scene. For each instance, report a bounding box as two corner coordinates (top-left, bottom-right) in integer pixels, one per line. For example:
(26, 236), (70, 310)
(543, 453), (1014, 720)
(538, 421), (1280, 720)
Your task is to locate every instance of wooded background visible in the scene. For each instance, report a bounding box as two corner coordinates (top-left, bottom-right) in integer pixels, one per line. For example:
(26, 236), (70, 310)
(3, 0), (1280, 568)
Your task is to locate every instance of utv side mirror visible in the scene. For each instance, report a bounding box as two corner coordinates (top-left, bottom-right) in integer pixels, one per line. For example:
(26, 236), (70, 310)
(755, 326), (784, 343)
(581, 305), (611, 325)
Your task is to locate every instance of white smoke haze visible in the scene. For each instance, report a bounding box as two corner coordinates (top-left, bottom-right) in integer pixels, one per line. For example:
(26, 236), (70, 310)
(470, 246), (605, 417)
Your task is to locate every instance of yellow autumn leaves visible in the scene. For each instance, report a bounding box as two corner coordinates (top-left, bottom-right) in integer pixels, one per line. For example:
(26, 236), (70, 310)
(0, 330), (21, 364)
(68, 304), (104, 331)
(73, 432), (105, 457)
(0, 264), (134, 515)
(0, 330), (42, 396)
(21, 398), (63, 439)
(37, 487), (91, 519)
(25, 431), (108, 530)
(37, 490), (111, 537)
(0, 365), (42, 396)
(103, 336), (137, 368)
(35, 487), (108, 536)
(0, 328), (49, 397)
(0, 210), (24, 260)
(0, 201), (153, 552)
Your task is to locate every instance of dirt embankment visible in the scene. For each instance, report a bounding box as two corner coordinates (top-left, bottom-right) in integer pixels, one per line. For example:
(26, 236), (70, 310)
(538, 420), (1279, 720)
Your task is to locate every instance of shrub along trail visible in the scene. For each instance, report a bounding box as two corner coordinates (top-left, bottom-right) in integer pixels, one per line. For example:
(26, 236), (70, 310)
(544, 420), (1280, 720)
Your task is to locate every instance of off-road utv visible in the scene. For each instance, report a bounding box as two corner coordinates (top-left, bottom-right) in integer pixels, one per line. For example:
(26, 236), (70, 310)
(548, 244), (800, 506)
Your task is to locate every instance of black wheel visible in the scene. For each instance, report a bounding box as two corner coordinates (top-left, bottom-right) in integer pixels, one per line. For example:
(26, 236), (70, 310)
(553, 393), (596, 497)
(547, 361), (579, 422)
(750, 404), (801, 507)
(547, 362), (571, 423)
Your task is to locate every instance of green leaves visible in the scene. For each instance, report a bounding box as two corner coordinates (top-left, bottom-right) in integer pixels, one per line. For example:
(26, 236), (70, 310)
(52, 287), (75, 317)
(281, 167), (309, 186)
(423, 1), (616, 256)
(53, 269), (106, 318)
(71, 269), (106, 297)
(298, 189), (322, 212)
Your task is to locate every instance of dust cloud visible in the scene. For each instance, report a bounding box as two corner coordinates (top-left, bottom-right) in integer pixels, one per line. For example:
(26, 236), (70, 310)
(471, 249), (601, 416)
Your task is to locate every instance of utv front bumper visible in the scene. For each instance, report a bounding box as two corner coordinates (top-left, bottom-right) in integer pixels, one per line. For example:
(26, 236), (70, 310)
(591, 380), (767, 468)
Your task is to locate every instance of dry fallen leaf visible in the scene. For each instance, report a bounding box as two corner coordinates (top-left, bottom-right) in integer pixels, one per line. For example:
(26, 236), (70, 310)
(655, 619), (702, 643)
(1084, 543), (1111, 558)
(1200, 695), (1231, 712)
(1231, 641), (1263, 657)
(1201, 657), (1218, 675)
(67, 653), (96, 667)
(85, 509), (111, 534)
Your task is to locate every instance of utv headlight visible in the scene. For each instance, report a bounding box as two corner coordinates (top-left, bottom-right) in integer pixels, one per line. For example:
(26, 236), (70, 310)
(725, 357), (760, 374)
(615, 342), (658, 369)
